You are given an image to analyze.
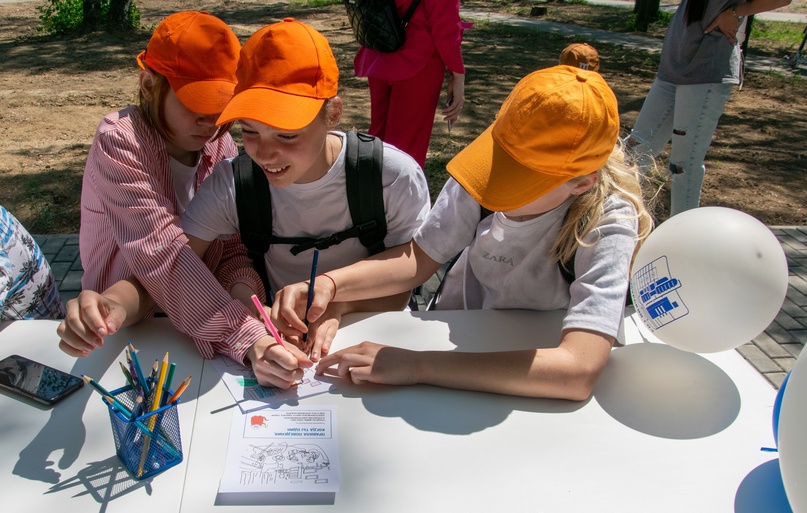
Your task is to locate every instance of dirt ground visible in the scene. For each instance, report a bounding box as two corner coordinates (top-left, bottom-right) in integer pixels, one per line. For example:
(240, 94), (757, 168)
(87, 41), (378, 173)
(1, 0), (806, 233)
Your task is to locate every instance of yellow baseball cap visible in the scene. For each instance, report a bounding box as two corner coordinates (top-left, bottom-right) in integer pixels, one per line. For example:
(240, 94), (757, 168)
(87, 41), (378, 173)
(446, 66), (619, 212)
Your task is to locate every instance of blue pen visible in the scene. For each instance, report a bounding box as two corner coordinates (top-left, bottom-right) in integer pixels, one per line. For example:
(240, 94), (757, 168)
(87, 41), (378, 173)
(303, 249), (320, 343)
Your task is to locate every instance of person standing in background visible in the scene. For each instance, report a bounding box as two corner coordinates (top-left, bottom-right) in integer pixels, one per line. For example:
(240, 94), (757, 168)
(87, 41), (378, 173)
(625, 0), (791, 216)
(354, 0), (468, 169)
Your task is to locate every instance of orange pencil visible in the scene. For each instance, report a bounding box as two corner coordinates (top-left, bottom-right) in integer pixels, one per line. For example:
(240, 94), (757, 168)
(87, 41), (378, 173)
(165, 376), (192, 404)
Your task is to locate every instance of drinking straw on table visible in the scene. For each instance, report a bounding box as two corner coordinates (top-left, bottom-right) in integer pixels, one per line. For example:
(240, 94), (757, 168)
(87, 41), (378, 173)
(302, 249), (320, 344)
(250, 294), (288, 350)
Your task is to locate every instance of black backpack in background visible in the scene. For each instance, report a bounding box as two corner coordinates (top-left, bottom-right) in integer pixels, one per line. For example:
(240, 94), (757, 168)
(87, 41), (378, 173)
(343, 0), (421, 53)
(233, 131), (387, 294)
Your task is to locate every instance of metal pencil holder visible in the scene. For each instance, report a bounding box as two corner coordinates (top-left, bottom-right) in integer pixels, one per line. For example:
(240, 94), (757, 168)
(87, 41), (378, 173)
(104, 385), (182, 480)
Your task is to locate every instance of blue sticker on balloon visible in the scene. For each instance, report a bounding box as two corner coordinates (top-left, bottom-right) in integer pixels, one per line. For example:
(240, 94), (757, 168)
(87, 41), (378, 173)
(631, 256), (689, 331)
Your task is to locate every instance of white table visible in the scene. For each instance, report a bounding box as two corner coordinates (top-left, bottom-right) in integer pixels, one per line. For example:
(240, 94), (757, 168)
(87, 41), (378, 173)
(1, 311), (792, 512)
(0, 318), (205, 512)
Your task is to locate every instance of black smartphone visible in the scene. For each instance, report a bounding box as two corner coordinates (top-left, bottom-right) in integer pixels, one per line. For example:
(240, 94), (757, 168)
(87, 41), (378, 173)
(0, 354), (84, 406)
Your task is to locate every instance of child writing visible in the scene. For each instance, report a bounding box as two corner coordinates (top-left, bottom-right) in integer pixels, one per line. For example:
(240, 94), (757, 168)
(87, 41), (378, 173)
(180, 18), (431, 363)
(274, 65), (654, 400)
(59, 11), (297, 387)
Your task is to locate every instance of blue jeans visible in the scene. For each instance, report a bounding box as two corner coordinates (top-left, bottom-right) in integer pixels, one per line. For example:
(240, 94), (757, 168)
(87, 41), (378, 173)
(626, 79), (733, 216)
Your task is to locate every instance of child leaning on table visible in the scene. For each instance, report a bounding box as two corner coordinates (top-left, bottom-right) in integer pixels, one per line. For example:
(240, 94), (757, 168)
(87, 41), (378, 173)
(58, 12), (288, 384)
(180, 18), (431, 366)
(273, 65), (654, 400)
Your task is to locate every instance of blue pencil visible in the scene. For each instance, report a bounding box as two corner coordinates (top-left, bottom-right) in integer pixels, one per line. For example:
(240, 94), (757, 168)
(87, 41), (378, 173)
(127, 342), (150, 395)
(303, 249), (319, 343)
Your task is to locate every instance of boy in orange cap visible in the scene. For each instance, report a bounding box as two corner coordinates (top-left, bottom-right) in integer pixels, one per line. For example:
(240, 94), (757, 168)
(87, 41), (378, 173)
(60, 12), (280, 377)
(275, 66), (654, 400)
(178, 19), (430, 385)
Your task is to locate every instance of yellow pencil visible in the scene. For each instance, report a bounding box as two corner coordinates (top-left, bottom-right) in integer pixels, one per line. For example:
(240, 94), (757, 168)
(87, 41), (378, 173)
(138, 352), (169, 477)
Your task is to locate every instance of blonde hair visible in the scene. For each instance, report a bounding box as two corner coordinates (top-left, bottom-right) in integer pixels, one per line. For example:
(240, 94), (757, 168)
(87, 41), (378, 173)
(138, 68), (233, 143)
(552, 142), (654, 270)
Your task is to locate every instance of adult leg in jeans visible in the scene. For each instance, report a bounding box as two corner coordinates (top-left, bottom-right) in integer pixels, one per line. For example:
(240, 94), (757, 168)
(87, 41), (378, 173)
(667, 82), (733, 216)
(625, 78), (676, 179)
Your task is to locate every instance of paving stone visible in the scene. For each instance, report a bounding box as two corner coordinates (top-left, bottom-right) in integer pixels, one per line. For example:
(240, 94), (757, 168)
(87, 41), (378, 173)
(49, 261), (71, 283)
(60, 270), (83, 292)
(774, 357), (797, 373)
(788, 275), (807, 296)
(781, 343), (803, 358)
(737, 344), (785, 373)
(780, 297), (807, 318)
(764, 372), (788, 389)
(774, 310), (806, 330)
(54, 243), (80, 263)
(786, 286), (807, 307)
(753, 331), (793, 358)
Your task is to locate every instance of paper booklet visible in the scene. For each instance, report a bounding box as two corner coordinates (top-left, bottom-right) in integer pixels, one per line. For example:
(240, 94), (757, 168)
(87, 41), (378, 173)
(212, 355), (336, 413)
(217, 406), (339, 506)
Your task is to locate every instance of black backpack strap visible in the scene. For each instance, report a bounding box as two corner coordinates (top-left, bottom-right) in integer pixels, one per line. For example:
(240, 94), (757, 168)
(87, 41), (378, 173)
(401, 0), (421, 26)
(344, 131), (387, 256)
(420, 205), (494, 311)
(233, 150), (273, 294)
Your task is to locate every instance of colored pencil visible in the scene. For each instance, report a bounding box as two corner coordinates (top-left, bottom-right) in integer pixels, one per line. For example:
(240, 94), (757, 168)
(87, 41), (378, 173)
(165, 376), (192, 404)
(250, 294), (288, 349)
(127, 342), (150, 394)
(82, 375), (132, 418)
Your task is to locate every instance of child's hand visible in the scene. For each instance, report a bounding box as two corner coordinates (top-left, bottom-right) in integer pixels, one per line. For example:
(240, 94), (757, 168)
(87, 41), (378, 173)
(246, 335), (313, 388)
(316, 342), (419, 386)
(272, 278), (336, 340)
(57, 291), (128, 357)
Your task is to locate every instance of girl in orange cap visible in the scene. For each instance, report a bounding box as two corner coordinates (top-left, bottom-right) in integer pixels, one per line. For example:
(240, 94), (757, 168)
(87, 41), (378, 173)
(275, 66), (654, 400)
(59, 12), (283, 378)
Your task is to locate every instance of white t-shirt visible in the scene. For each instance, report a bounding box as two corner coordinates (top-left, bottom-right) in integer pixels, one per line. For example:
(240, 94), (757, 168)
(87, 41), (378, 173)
(415, 178), (638, 339)
(182, 131), (430, 294)
(169, 156), (198, 213)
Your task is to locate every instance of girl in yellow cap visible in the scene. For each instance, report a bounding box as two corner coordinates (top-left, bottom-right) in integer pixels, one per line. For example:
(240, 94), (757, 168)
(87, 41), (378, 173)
(275, 66), (654, 400)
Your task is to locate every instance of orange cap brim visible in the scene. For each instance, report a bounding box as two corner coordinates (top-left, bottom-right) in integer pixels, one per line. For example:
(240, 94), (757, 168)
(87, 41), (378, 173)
(170, 78), (236, 115)
(217, 87), (325, 129)
(446, 125), (571, 212)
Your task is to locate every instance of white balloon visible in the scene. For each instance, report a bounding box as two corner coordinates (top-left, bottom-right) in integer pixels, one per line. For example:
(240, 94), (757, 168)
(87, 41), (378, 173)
(779, 348), (807, 512)
(630, 207), (788, 353)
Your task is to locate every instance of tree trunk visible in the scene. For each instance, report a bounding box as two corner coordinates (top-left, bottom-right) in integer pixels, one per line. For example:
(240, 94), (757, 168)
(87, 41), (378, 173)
(634, 0), (661, 32)
(82, 0), (103, 30)
(108, 0), (134, 31)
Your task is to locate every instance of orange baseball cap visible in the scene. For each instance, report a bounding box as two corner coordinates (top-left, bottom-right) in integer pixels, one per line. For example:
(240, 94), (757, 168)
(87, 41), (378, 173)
(217, 18), (339, 130)
(136, 11), (240, 115)
(446, 66), (619, 212)
(559, 43), (600, 72)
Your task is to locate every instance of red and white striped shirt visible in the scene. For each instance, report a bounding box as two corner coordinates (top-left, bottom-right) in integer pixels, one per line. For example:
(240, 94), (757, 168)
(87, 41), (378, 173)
(80, 106), (266, 363)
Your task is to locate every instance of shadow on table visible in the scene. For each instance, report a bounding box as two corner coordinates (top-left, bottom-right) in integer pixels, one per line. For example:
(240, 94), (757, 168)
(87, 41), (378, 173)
(594, 343), (741, 439)
(45, 455), (153, 510)
(734, 458), (793, 513)
(12, 339), (122, 485)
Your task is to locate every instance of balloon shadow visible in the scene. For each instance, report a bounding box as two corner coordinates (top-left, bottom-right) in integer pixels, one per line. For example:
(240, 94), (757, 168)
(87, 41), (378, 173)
(593, 343), (741, 439)
(735, 458), (792, 513)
